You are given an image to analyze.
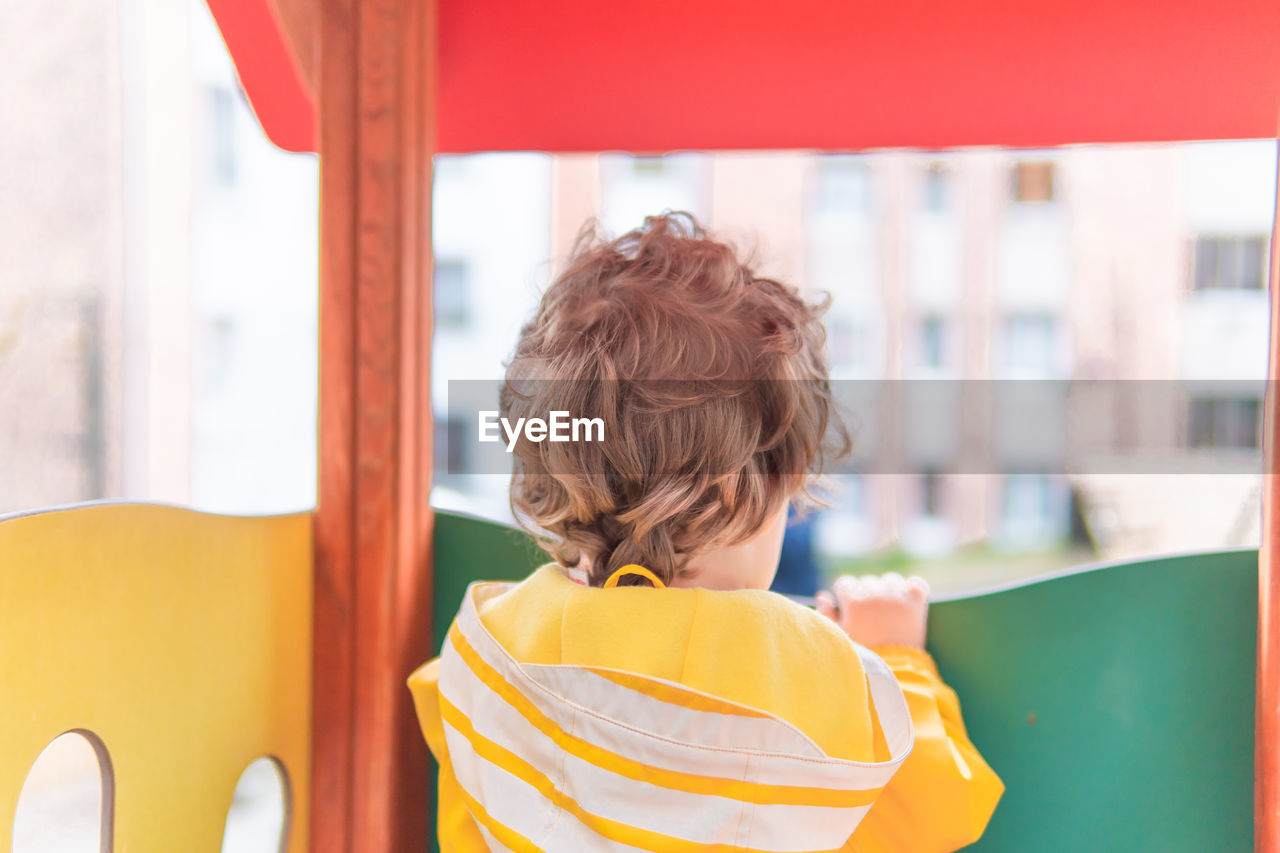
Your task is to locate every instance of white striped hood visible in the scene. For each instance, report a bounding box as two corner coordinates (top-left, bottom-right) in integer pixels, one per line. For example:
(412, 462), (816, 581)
(435, 580), (915, 852)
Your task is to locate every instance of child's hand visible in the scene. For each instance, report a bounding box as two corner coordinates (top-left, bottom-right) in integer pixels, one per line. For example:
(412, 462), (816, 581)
(816, 572), (929, 649)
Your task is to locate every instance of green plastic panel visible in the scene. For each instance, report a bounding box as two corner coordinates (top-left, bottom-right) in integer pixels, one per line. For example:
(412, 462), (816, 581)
(929, 548), (1257, 852)
(432, 511), (545, 654)
(430, 510), (1258, 851)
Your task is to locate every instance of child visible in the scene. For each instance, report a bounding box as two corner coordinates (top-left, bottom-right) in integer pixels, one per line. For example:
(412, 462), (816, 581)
(409, 213), (1003, 852)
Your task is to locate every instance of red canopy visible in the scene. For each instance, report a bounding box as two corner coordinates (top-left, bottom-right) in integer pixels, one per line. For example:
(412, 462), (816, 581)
(209, 0), (1280, 154)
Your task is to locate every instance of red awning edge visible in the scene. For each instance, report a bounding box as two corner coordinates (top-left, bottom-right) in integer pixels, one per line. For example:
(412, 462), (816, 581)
(206, 0), (315, 153)
(205, 1), (1280, 155)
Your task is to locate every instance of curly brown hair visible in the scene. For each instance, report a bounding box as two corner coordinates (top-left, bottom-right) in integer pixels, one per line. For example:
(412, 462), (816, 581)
(501, 212), (847, 587)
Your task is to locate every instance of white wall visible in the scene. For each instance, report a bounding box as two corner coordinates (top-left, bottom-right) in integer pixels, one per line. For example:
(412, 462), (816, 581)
(430, 153), (553, 521)
(186, 0), (319, 513)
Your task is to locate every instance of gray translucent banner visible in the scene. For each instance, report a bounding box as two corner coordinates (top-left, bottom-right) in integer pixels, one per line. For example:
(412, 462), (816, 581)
(441, 379), (1269, 476)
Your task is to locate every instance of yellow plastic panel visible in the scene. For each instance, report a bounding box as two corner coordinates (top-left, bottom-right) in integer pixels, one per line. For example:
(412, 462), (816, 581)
(0, 503), (312, 852)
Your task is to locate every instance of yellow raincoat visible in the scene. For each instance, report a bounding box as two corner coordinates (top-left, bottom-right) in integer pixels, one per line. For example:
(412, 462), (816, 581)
(408, 565), (1003, 852)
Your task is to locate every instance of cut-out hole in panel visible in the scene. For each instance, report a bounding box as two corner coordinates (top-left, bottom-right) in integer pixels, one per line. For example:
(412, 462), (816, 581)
(12, 730), (113, 853)
(220, 757), (289, 853)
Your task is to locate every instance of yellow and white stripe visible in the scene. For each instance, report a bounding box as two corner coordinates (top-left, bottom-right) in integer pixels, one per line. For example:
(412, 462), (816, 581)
(436, 581), (915, 852)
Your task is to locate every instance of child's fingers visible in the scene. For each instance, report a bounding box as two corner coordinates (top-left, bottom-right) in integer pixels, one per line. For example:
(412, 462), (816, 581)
(881, 572), (908, 597)
(833, 575), (861, 600)
(815, 590), (838, 622)
(832, 576), (863, 617)
(856, 574), (882, 597)
(832, 572), (928, 611)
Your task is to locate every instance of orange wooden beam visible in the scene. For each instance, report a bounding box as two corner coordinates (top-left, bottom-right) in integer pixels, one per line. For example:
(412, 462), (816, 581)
(314, 0), (436, 851)
(1260, 140), (1280, 853)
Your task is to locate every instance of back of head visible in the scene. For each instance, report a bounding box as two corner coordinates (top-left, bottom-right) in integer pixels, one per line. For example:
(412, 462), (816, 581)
(502, 212), (846, 586)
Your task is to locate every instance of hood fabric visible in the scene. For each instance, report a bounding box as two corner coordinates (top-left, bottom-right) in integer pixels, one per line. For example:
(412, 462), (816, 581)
(435, 579), (914, 852)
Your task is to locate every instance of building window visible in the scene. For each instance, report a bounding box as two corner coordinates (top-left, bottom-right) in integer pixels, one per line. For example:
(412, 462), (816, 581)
(199, 314), (237, 396)
(920, 470), (944, 518)
(813, 475), (873, 558)
(1193, 236), (1268, 291)
(813, 155), (872, 214)
(598, 153), (708, 237)
(207, 86), (237, 186)
(828, 316), (852, 366)
(1188, 398), (1260, 448)
(919, 315), (946, 370)
(1012, 161), (1055, 203)
(842, 474), (868, 518)
(1001, 474), (1050, 526)
(997, 473), (1070, 552)
(629, 157), (670, 178)
(1003, 314), (1057, 376)
(432, 154), (466, 181)
(434, 417), (469, 475)
(923, 162), (950, 212)
(433, 260), (470, 328)
(827, 315), (868, 371)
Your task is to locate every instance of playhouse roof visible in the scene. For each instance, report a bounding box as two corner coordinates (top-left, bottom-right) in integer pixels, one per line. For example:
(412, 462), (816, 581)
(208, 0), (1280, 154)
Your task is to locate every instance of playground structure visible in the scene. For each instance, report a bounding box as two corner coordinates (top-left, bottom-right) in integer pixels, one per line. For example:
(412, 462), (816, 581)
(3, 1), (1280, 851)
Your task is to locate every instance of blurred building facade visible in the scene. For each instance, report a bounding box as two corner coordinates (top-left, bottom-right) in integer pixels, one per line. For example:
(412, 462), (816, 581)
(0, 0), (319, 516)
(0, 0), (127, 512)
(433, 143), (1275, 563)
(1, 0), (1272, 564)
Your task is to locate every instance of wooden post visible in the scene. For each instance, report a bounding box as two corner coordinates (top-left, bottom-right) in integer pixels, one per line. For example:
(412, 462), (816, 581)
(1259, 139), (1280, 853)
(314, 0), (436, 851)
